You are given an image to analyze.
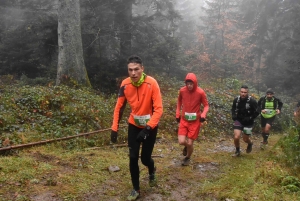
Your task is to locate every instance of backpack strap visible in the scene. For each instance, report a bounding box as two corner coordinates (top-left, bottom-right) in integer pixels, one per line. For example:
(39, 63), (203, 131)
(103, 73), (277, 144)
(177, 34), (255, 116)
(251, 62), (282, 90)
(246, 96), (251, 109)
(235, 96), (240, 114)
(236, 96), (252, 112)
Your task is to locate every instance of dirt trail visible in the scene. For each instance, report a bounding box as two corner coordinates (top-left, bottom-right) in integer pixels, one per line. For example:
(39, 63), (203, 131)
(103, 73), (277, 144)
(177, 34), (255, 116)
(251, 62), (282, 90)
(5, 134), (273, 201)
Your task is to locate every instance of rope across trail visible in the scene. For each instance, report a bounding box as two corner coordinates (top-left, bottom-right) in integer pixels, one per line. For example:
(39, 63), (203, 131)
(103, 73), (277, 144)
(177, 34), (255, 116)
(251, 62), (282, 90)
(0, 125), (127, 152)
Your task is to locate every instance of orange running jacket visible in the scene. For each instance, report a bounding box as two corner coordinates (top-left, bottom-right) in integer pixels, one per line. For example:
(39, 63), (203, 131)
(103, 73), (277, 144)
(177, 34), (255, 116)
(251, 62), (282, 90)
(111, 75), (163, 132)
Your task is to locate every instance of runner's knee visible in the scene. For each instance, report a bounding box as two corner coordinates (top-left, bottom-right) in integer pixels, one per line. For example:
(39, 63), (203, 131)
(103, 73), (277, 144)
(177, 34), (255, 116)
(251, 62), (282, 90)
(178, 138), (186, 145)
(141, 157), (153, 167)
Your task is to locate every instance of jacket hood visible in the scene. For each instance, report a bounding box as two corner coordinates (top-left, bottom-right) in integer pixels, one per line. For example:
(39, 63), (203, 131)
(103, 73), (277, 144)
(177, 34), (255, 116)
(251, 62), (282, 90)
(185, 73), (198, 92)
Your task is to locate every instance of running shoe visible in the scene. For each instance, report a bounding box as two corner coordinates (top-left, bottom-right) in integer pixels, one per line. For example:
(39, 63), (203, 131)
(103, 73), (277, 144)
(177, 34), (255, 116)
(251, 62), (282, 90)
(149, 167), (157, 187)
(260, 141), (268, 150)
(127, 189), (140, 201)
(232, 150), (241, 157)
(246, 142), (253, 153)
(182, 157), (190, 166)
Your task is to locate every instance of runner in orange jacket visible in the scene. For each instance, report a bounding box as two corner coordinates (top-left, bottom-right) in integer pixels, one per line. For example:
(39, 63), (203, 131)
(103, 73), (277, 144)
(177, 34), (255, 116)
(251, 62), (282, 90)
(111, 55), (163, 201)
(176, 73), (209, 166)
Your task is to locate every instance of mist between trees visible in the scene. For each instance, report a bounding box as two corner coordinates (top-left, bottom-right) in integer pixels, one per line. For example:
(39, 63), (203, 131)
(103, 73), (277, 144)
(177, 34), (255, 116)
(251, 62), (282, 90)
(0, 0), (299, 95)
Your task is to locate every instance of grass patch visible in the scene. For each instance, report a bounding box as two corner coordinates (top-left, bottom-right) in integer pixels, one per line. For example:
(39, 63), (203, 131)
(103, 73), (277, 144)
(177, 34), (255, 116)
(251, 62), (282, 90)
(1, 132), (300, 200)
(0, 76), (299, 200)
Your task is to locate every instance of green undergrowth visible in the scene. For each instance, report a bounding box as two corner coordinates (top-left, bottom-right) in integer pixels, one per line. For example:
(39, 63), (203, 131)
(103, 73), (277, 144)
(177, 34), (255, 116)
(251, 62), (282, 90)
(0, 84), (127, 149)
(0, 76), (295, 149)
(0, 75), (299, 200)
(0, 134), (299, 200)
(199, 135), (300, 200)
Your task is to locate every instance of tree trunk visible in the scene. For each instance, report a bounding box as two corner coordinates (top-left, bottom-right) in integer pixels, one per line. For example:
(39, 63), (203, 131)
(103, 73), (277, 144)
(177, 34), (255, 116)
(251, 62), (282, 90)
(56, 0), (91, 87)
(255, 46), (262, 95)
(115, 0), (133, 76)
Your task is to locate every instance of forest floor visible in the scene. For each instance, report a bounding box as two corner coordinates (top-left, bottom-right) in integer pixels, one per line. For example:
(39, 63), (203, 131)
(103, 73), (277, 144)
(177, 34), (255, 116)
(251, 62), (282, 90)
(1, 133), (299, 201)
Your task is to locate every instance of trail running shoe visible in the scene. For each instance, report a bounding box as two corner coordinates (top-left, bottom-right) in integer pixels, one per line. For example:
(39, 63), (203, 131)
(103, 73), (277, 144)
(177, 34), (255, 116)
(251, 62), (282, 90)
(232, 150), (241, 157)
(260, 141), (268, 150)
(149, 173), (157, 187)
(149, 167), (157, 187)
(246, 142), (253, 153)
(127, 189), (140, 201)
(182, 157), (190, 166)
(182, 146), (187, 156)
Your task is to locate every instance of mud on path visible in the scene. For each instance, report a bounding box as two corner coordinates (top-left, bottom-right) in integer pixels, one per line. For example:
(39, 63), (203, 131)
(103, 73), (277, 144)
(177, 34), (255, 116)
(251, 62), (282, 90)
(9, 134), (267, 201)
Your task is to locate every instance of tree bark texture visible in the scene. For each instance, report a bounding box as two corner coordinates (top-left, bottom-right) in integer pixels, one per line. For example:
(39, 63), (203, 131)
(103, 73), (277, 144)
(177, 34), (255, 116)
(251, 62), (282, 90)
(57, 0), (91, 87)
(115, 0), (133, 76)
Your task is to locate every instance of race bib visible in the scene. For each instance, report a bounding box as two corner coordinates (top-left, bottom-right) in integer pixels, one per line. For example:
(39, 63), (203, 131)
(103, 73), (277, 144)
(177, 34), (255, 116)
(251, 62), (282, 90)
(184, 112), (197, 121)
(265, 109), (274, 115)
(243, 127), (252, 135)
(134, 114), (151, 126)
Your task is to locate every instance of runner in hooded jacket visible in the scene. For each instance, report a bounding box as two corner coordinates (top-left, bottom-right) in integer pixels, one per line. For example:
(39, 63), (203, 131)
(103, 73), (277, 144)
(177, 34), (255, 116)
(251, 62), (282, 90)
(176, 73), (209, 166)
(176, 73), (209, 122)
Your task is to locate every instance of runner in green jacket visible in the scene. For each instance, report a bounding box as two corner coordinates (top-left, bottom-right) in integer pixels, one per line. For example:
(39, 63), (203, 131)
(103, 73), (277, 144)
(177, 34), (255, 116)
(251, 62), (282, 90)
(257, 89), (283, 148)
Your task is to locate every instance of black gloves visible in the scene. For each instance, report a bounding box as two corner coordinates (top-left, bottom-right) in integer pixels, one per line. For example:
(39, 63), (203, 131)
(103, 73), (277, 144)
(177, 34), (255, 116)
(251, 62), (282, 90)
(111, 131), (118, 143)
(200, 117), (206, 122)
(136, 126), (151, 142)
(243, 116), (252, 122)
(176, 117), (181, 123)
(232, 114), (237, 121)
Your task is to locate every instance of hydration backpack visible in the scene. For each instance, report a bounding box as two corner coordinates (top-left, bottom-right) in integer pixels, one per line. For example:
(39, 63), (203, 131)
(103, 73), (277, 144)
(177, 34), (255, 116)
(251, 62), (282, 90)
(235, 96), (251, 114)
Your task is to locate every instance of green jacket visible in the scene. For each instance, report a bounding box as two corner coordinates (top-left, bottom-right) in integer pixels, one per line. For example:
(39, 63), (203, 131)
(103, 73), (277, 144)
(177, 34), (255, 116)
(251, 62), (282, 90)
(258, 96), (283, 118)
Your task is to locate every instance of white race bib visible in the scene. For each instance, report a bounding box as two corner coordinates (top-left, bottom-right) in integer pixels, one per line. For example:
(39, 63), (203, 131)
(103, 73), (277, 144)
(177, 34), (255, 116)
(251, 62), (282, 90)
(243, 127), (252, 135)
(133, 114), (151, 126)
(265, 109), (273, 115)
(184, 112), (197, 121)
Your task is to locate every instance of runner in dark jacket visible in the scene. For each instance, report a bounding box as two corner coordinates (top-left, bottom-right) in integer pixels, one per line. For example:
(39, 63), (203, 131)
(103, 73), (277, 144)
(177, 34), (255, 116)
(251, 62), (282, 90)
(231, 85), (259, 156)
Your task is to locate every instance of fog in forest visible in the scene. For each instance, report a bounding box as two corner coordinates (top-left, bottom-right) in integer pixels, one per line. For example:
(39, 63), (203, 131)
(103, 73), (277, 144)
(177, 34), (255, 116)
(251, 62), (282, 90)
(0, 0), (299, 96)
(1, 2), (300, 200)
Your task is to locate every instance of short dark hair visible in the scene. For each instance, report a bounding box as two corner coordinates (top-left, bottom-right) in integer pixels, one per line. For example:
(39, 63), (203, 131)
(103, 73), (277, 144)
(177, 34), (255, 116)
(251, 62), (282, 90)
(266, 88), (274, 94)
(127, 55), (143, 65)
(241, 85), (248, 89)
